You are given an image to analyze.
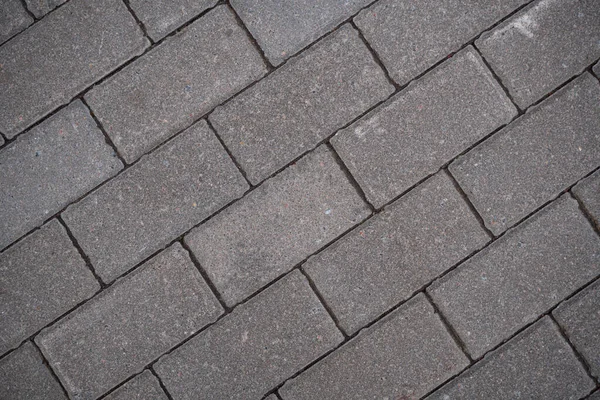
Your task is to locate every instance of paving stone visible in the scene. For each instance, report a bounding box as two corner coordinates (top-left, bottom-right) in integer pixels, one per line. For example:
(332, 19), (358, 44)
(36, 243), (223, 400)
(154, 270), (344, 400)
(476, 0), (600, 108)
(104, 371), (168, 400)
(331, 46), (516, 208)
(0, 100), (123, 250)
(0, 0), (33, 45)
(280, 294), (469, 400)
(450, 73), (600, 235)
(573, 169), (600, 229)
(594, 61), (600, 77)
(304, 172), (489, 334)
(264, 395), (279, 400)
(85, 6), (267, 163)
(354, 0), (527, 85)
(589, 391), (600, 400)
(23, 0), (66, 18)
(230, 0), (371, 66)
(185, 146), (370, 306)
(0, 0), (148, 139)
(62, 120), (247, 282)
(425, 317), (595, 400)
(0, 342), (66, 400)
(210, 24), (394, 184)
(428, 195), (600, 359)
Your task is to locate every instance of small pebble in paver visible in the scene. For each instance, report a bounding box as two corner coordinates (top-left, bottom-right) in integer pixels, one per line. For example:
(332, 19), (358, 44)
(450, 73), (600, 235)
(62, 120), (247, 283)
(425, 317), (595, 400)
(354, 0), (527, 85)
(36, 243), (223, 400)
(332, 46), (516, 208)
(280, 294), (469, 400)
(154, 271), (344, 400)
(85, 5), (266, 163)
(185, 145), (370, 306)
(23, 0), (66, 18)
(428, 195), (600, 359)
(104, 371), (168, 400)
(0, 0), (32, 45)
(210, 24), (394, 184)
(573, 169), (600, 229)
(476, 0), (600, 108)
(0, 100), (123, 250)
(305, 172), (489, 335)
(0, 0), (148, 139)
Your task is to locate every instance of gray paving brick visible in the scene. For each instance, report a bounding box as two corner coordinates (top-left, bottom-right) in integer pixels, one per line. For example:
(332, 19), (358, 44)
(450, 73), (600, 235)
(0, 0), (148, 139)
(63, 120), (247, 282)
(230, 0), (371, 66)
(0, 342), (66, 400)
(0, 0), (32, 45)
(476, 0), (600, 108)
(185, 146), (370, 306)
(589, 391), (600, 400)
(594, 61), (600, 78)
(154, 270), (344, 400)
(426, 317), (595, 400)
(280, 294), (469, 400)
(428, 195), (600, 359)
(104, 371), (168, 400)
(0, 100), (123, 250)
(305, 172), (489, 334)
(573, 170), (600, 230)
(210, 24), (394, 184)
(332, 46), (516, 208)
(23, 0), (66, 18)
(36, 243), (223, 400)
(354, 0), (527, 85)
(85, 6), (267, 163)
(264, 395), (279, 400)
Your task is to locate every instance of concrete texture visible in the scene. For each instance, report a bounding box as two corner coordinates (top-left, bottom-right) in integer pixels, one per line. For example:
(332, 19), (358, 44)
(0, 0), (33, 45)
(573, 169), (600, 230)
(104, 371), (168, 400)
(23, 0), (66, 18)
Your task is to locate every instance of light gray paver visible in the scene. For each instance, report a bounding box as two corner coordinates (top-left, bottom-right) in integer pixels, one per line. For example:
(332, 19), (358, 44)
(62, 120), (247, 283)
(280, 294), (469, 400)
(0, 0), (33, 45)
(85, 5), (267, 163)
(425, 317), (595, 400)
(354, 0), (527, 85)
(428, 195), (600, 359)
(305, 172), (489, 334)
(450, 73), (600, 235)
(104, 371), (168, 400)
(332, 46), (516, 208)
(0, 0), (149, 138)
(0, 100), (123, 250)
(23, 0), (66, 18)
(154, 270), (344, 400)
(476, 0), (600, 108)
(210, 24), (394, 184)
(185, 146), (370, 306)
(573, 169), (600, 229)
(36, 243), (223, 400)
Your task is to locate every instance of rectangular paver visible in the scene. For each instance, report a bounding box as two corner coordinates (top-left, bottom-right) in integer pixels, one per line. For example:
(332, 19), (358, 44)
(0, 0), (32, 45)
(450, 73), (600, 235)
(154, 270), (344, 400)
(185, 145), (370, 306)
(210, 24), (394, 184)
(573, 169), (600, 230)
(85, 5), (267, 163)
(36, 243), (223, 400)
(24, 0), (66, 18)
(62, 120), (247, 282)
(0, 0), (149, 138)
(476, 0), (600, 108)
(428, 195), (600, 359)
(0, 100), (123, 250)
(104, 371), (168, 400)
(332, 46), (516, 208)
(304, 172), (489, 334)
(280, 294), (469, 400)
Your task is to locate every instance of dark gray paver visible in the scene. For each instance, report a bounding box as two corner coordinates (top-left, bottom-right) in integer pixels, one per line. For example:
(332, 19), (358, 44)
(104, 371), (168, 400)
(425, 317), (595, 400)
(304, 172), (489, 334)
(185, 146), (370, 306)
(210, 24), (394, 184)
(332, 46), (516, 208)
(0, 0), (148, 139)
(590, 391), (600, 400)
(36, 243), (223, 400)
(354, 0), (527, 85)
(428, 195), (600, 359)
(230, 0), (371, 66)
(280, 294), (469, 400)
(62, 120), (247, 283)
(476, 0), (600, 108)
(154, 270), (344, 400)
(573, 170), (600, 229)
(0, 100), (123, 250)
(450, 73), (600, 235)
(85, 5), (267, 163)
(0, 0), (32, 45)
(23, 0), (66, 18)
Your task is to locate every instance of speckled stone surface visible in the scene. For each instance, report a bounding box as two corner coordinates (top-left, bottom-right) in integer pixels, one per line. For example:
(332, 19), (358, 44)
(104, 371), (168, 400)
(0, 0), (32, 45)
(24, 0), (66, 18)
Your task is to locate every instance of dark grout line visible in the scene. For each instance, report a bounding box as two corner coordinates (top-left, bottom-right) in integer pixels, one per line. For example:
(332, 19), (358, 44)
(121, 0), (154, 44)
(80, 97), (128, 166)
(18, 0), (38, 21)
(150, 367), (176, 400)
(570, 191), (600, 237)
(31, 340), (71, 398)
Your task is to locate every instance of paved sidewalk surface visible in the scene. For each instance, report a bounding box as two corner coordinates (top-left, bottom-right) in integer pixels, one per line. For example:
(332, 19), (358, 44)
(1, 0), (599, 399)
